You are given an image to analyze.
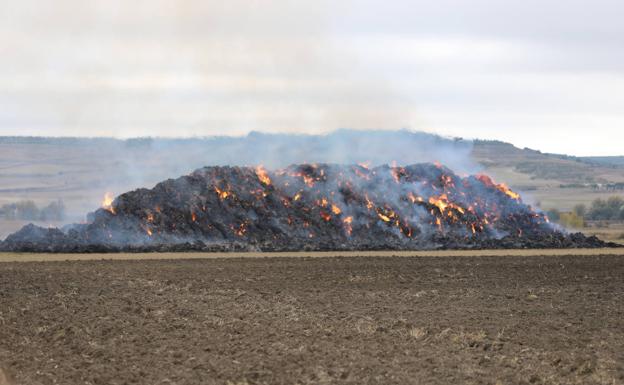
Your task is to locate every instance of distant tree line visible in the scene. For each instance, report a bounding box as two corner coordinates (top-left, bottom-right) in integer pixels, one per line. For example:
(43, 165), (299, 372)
(0, 200), (65, 221)
(559, 182), (624, 191)
(547, 196), (624, 228)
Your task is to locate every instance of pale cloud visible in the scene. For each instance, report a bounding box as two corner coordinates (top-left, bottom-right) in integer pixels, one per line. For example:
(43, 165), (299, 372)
(0, 0), (623, 155)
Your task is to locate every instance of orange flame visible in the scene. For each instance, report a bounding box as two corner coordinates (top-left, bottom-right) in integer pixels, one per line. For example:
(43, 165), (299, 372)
(429, 194), (449, 213)
(303, 175), (315, 187)
(331, 204), (342, 215)
(102, 192), (116, 214)
(214, 186), (230, 200)
(255, 165), (272, 186)
(343, 216), (353, 236)
(231, 223), (247, 236)
(377, 212), (391, 222)
(476, 174), (521, 201)
(408, 192), (424, 203)
(498, 183), (520, 200)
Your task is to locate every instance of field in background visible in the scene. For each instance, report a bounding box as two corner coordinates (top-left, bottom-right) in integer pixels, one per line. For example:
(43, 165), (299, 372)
(577, 222), (624, 245)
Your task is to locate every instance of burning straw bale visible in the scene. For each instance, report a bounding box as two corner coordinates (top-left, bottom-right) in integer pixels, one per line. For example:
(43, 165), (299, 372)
(0, 163), (616, 252)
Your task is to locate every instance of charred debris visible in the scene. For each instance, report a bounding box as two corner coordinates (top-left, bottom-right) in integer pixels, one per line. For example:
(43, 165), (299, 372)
(0, 163), (615, 252)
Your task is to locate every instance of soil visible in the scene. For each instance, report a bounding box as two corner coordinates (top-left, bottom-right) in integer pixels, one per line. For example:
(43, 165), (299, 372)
(1, 254), (623, 385)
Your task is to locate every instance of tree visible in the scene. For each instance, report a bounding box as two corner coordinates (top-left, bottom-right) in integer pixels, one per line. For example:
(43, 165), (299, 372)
(573, 204), (587, 218)
(588, 197), (624, 220)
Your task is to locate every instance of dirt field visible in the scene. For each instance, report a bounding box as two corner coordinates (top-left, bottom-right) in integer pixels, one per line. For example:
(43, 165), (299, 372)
(1, 253), (624, 385)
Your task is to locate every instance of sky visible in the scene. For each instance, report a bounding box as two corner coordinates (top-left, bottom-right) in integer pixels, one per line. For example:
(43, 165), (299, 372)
(1, 0), (623, 156)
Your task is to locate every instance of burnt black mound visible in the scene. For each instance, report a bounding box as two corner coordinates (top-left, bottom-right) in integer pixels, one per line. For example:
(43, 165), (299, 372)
(0, 163), (616, 252)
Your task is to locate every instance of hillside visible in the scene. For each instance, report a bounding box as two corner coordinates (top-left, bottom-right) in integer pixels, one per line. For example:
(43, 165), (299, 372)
(471, 141), (624, 215)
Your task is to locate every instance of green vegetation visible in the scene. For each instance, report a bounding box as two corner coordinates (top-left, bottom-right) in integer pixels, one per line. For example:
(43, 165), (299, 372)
(558, 212), (585, 228)
(547, 196), (624, 245)
(547, 208), (585, 228)
(0, 200), (65, 221)
(547, 197), (624, 224)
(586, 197), (624, 220)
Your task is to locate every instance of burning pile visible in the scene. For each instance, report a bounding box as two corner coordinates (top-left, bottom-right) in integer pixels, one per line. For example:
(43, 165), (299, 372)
(0, 163), (613, 252)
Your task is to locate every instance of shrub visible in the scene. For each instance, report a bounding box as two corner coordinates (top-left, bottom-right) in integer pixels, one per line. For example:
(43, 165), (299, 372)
(559, 212), (584, 229)
(573, 204), (587, 218)
(587, 197), (624, 220)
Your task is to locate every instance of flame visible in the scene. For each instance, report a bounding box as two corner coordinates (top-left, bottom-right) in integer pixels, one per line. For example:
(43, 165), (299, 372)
(343, 216), (353, 236)
(391, 166), (406, 184)
(377, 212), (391, 222)
(476, 174), (521, 201)
(231, 223), (247, 236)
(391, 169), (400, 183)
(102, 192), (116, 214)
(408, 192), (424, 203)
(331, 204), (342, 215)
(191, 212), (197, 222)
(303, 175), (315, 187)
(441, 174), (455, 188)
(498, 183), (520, 200)
(399, 220), (413, 237)
(214, 186), (230, 200)
(429, 194), (449, 213)
(354, 167), (371, 180)
(255, 165), (272, 186)
(291, 169), (317, 187)
(141, 223), (153, 236)
(293, 191), (302, 201)
(320, 211), (332, 221)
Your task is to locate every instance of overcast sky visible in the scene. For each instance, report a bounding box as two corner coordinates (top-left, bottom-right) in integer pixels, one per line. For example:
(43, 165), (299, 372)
(1, 0), (623, 155)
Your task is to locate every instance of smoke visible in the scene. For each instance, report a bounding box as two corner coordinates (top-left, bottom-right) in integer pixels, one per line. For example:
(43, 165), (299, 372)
(149, 129), (478, 170)
(83, 129), (479, 192)
(0, 130), (479, 226)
